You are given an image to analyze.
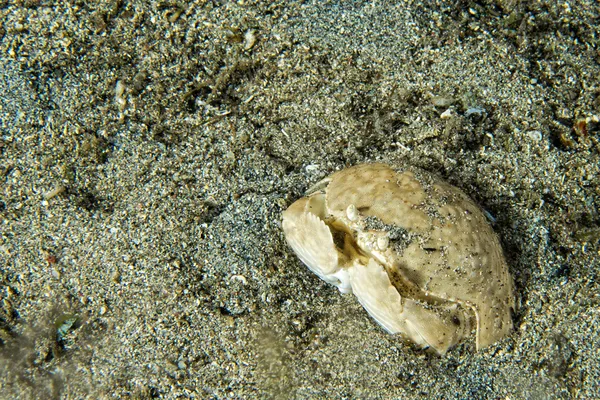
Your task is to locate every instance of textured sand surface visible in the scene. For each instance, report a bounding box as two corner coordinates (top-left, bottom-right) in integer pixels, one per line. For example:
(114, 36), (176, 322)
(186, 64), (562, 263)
(1, 1), (599, 398)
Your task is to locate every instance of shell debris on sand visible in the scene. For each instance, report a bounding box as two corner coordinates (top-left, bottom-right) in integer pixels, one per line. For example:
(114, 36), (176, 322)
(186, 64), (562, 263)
(282, 163), (515, 354)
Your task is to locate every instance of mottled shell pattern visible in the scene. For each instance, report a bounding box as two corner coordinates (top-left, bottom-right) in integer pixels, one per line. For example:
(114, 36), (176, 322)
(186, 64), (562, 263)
(282, 163), (514, 354)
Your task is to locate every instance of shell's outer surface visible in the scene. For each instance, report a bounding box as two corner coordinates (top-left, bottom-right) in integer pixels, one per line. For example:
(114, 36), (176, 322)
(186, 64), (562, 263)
(282, 163), (515, 354)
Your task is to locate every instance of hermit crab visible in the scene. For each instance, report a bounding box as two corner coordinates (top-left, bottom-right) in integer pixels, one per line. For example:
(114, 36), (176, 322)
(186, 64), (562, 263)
(282, 163), (514, 354)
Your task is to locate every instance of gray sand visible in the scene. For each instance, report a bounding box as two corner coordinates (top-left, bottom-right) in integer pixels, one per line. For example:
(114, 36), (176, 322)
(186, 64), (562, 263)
(1, 1), (599, 399)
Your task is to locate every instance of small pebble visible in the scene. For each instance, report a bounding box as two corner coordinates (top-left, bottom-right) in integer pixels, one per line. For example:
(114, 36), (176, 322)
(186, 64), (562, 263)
(527, 130), (542, 141)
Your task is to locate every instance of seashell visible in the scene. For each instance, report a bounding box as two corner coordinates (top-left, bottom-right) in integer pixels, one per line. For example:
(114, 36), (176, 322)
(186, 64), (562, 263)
(282, 163), (515, 354)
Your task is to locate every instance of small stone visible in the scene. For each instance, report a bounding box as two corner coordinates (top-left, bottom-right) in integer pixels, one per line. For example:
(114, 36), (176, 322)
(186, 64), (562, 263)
(440, 109), (453, 119)
(244, 29), (257, 50)
(527, 130), (542, 141)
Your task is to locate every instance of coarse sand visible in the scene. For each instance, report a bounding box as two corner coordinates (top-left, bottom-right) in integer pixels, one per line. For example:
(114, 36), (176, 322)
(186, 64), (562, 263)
(1, 1), (599, 399)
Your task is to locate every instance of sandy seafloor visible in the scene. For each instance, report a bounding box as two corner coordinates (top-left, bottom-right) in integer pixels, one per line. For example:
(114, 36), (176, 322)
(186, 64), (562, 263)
(0, 1), (599, 399)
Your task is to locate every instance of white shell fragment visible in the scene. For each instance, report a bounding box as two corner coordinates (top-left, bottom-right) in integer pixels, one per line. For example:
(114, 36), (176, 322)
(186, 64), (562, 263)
(244, 29), (257, 50)
(282, 163), (515, 354)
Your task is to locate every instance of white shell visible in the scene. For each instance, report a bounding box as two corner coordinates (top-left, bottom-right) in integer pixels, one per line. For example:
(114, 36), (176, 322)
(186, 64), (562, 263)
(282, 163), (515, 354)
